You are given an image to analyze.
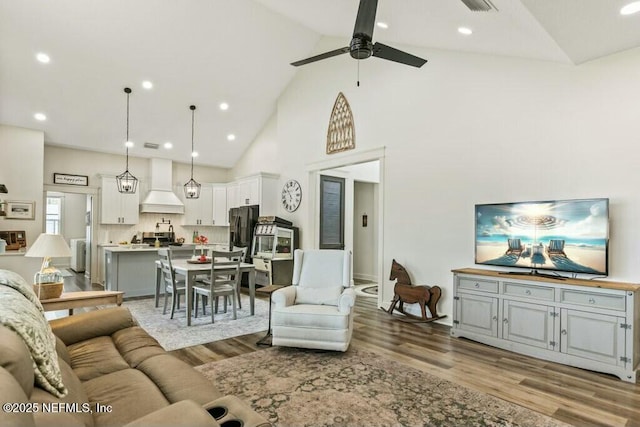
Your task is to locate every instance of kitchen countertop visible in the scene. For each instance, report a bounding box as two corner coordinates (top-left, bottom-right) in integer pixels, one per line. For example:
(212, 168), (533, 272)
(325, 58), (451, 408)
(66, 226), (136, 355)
(104, 245), (195, 253)
(103, 243), (227, 253)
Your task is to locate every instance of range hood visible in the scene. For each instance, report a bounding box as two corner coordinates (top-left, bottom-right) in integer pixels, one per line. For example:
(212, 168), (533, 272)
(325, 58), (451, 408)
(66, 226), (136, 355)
(140, 158), (185, 214)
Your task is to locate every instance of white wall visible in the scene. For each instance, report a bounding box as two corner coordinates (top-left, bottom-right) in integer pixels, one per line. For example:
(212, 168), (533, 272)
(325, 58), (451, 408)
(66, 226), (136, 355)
(231, 38), (640, 324)
(0, 125), (46, 280)
(354, 181), (377, 281)
(53, 192), (87, 241)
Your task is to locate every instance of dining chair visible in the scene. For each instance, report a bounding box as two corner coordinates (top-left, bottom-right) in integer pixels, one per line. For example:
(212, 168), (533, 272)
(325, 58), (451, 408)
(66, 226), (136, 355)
(158, 248), (188, 319)
(193, 250), (243, 323)
(231, 246), (248, 308)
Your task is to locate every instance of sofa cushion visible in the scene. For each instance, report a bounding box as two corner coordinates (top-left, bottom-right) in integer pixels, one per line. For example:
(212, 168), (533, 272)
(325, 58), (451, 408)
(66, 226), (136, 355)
(83, 368), (170, 426)
(137, 354), (221, 404)
(0, 269), (66, 397)
(68, 336), (130, 381)
(0, 326), (35, 397)
(123, 400), (218, 427)
(30, 358), (94, 427)
(55, 335), (72, 366)
(50, 307), (136, 347)
(112, 326), (166, 368)
(295, 286), (343, 306)
(0, 367), (36, 427)
(273, 304), (350, 329)
(296, 250), (349, 288)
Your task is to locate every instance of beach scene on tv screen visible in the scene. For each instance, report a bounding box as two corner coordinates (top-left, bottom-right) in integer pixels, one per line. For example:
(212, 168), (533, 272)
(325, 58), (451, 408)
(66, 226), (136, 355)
(475, 199), (608, 275)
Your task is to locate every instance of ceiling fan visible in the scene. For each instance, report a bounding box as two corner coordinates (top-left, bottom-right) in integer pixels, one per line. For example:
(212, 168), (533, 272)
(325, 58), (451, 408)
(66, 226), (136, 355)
(291, 0), (427, 68)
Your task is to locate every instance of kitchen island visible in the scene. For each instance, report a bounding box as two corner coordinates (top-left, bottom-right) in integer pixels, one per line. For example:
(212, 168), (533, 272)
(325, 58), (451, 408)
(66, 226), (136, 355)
(104, 245), (197, 297)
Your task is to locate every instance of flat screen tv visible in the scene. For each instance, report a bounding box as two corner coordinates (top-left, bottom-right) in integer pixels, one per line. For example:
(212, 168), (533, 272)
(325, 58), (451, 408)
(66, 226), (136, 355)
(475, 198), (609, 276)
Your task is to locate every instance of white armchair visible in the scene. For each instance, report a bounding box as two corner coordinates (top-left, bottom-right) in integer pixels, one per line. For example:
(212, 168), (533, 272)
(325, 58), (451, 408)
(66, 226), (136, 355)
(271, 249), (356, 352)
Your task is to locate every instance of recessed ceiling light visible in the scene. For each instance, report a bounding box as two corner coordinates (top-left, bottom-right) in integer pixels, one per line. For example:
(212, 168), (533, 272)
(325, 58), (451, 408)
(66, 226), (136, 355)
(164, 142), (173, 149)
(191, 151), (199, 158)
(376, 22), (389, 29)
(124, 141), (134, 148)
(142, 80), (153, 89)
(219, 102), (229, 111)
(227, 134), (236, 141)
(621, 1), (640, 15)
(458, 27), (473, 35)
(36, 53), (50, 63)
(34, 113), (47, 121)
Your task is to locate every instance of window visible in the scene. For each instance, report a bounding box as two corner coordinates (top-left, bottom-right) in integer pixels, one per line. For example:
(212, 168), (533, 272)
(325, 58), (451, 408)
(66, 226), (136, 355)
(46, 197), (62, 234)
(319, 175), (345, 250)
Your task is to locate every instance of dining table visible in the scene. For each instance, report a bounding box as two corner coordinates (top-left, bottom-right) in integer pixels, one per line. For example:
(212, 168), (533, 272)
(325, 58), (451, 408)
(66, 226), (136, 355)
(154, 258), (256, 326)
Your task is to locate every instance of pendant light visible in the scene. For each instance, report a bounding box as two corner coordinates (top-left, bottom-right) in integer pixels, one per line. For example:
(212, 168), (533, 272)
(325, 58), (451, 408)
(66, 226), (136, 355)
(116, 87), (138, 194)
(183, 105), (201, 199)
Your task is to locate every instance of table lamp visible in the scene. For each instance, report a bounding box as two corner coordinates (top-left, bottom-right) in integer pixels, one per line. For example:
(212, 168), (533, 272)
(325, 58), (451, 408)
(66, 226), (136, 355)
(25, 233), (72, 299)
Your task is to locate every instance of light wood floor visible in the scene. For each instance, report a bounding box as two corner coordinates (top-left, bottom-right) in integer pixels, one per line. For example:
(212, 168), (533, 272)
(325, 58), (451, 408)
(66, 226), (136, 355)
(63, 274), (639, 426)
(167, 295), (640, 427)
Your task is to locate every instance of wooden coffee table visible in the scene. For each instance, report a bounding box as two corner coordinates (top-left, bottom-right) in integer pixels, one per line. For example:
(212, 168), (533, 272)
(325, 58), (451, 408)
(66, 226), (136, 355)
(40, 291), (124, 315)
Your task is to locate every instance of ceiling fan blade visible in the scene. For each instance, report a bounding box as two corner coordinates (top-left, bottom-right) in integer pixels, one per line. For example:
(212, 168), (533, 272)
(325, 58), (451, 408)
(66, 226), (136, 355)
(352, 0), (378, 40)
(291, 47), (350, 67)
(372, 42), (427, 68)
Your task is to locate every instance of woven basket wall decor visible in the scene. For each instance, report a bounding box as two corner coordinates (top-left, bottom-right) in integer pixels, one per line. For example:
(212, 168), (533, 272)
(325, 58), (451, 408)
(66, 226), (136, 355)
(326, 92), (355, 154)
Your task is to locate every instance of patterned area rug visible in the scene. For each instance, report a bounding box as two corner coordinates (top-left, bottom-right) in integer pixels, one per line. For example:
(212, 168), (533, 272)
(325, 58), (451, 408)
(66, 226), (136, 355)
(196, 346), (567, 427)
(123, 294), (269, 351)
(354, 284), (378, 298)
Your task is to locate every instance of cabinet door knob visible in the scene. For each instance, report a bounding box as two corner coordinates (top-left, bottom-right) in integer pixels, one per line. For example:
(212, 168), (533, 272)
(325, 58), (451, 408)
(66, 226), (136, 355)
(561, 329), (567, 335)
(503, 318), (508, 323)
(492, 316), (498, 321)
(525, 290), (531, 295)
(475, 283), (480, 288)
(589, 298), (596, 304)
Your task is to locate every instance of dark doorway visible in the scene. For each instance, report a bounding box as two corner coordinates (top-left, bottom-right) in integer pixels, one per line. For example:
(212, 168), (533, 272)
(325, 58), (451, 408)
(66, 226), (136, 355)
(319, 175), (345, 249)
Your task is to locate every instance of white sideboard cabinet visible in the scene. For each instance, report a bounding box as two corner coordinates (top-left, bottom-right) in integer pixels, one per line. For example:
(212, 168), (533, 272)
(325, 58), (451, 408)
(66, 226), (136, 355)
(451, 268), (640, 382)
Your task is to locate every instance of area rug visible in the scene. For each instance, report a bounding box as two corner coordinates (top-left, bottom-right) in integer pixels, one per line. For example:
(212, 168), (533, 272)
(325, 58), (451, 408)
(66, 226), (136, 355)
(354, 284), (378, 298)
(123, 294), (269, 351)
(196, 347), (567, 427)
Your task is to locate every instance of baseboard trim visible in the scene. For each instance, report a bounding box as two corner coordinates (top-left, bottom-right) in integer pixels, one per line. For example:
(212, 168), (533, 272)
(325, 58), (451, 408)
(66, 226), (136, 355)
(354, 273), (376, 282)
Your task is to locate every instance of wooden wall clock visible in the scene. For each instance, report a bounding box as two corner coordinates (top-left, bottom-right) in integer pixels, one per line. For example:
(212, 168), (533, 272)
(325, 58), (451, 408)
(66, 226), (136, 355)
(282, 179), (302, 212)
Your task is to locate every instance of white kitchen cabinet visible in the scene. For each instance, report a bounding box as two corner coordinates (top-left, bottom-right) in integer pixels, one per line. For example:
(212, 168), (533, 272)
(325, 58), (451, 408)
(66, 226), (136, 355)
(212, 184), (228, 225)
(451, 268), (640, 382)
(226, 183), (238, 212)
(100, 176), (140, 225)
(237, 178), (259, 206)
(180, 184), (213, 226)
(227, 173), (279, 215)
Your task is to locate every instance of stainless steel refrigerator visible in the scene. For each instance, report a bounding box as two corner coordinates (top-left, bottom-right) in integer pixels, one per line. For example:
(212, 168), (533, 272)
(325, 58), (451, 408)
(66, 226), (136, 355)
(228, 205), (259, 263)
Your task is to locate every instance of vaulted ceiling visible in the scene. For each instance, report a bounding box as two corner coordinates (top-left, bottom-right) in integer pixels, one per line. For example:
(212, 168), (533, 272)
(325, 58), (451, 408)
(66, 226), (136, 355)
(1, 0), (639, 168)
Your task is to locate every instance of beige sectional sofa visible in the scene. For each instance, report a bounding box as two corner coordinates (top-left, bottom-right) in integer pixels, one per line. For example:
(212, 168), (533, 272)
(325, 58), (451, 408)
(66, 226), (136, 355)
(0, 269), (269, 427)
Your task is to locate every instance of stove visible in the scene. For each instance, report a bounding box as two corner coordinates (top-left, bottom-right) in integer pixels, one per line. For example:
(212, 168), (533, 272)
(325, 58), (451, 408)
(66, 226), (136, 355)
(142, 231), (175, 247)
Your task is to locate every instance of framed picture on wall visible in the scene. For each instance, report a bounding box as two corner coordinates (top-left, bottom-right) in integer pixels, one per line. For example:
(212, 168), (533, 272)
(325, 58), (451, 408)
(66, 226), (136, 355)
(5, 201), (35, 220)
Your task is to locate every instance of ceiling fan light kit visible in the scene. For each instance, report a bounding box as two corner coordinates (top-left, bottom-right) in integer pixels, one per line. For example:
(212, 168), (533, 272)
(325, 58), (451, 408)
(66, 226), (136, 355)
(116, 87), (139, 194)
(291, 0), (427, 69)
(183, 105), (201, 199)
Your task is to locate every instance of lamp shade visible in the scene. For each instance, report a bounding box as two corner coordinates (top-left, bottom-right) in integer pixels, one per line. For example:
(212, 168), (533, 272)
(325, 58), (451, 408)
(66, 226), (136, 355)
(25, 233), (72, 258)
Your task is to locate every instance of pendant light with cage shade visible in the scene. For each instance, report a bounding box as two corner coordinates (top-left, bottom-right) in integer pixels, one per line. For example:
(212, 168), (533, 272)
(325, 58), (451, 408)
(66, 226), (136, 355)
(116, 87), (138, 194)
(183, 105), (201, 199)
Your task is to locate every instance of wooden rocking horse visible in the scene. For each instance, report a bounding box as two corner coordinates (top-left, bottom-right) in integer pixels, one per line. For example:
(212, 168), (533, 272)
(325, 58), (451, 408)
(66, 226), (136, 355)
(381, 259), (446, 323)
